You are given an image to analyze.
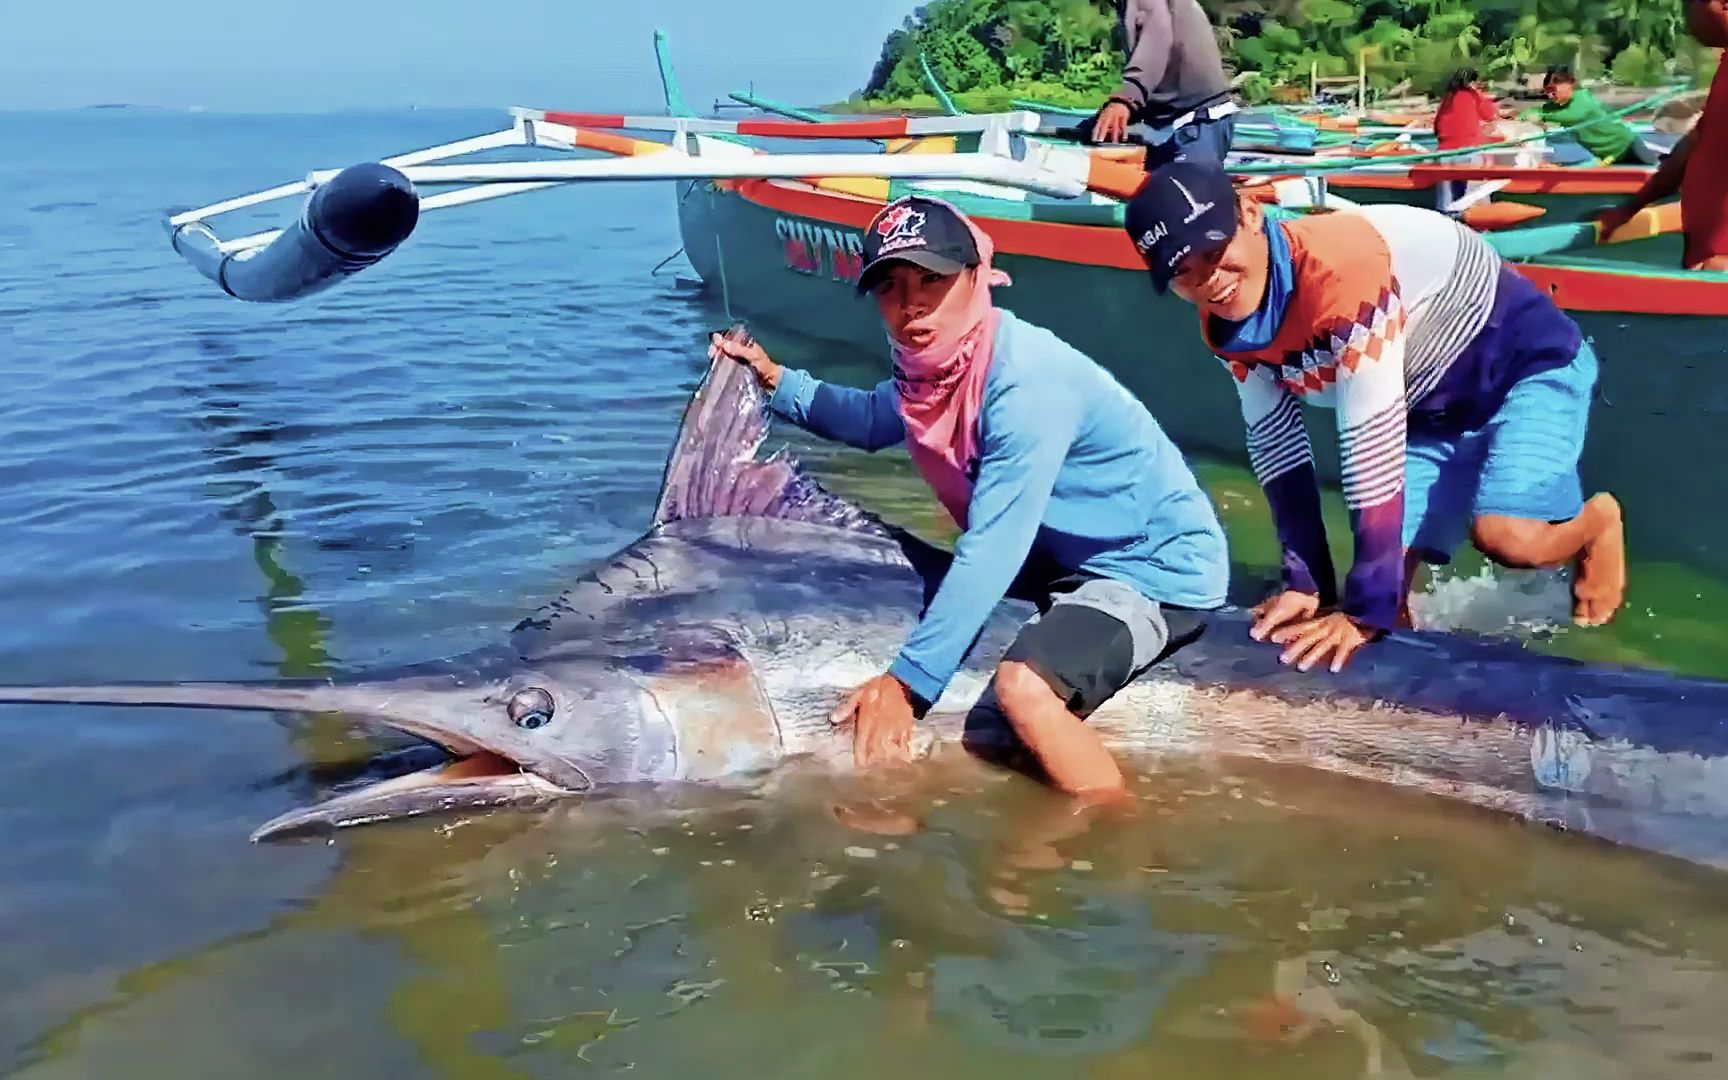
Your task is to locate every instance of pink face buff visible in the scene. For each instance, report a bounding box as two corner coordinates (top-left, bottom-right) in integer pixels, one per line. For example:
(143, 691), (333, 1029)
(885, 198), (1012, 528)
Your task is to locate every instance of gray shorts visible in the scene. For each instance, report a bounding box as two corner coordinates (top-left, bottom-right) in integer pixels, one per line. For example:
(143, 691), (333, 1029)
(973, 572), (1210, 724)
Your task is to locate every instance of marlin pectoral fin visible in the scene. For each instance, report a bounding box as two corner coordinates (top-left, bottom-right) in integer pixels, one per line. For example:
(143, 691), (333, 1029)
(614, 627), (784, 782)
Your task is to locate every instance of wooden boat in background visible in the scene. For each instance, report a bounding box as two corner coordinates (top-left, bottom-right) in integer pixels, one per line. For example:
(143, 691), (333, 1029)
(904, 64), (1690, 230)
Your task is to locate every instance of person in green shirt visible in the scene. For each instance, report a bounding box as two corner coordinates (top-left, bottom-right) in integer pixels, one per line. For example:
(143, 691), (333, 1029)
(1522, 69), (1653, 165)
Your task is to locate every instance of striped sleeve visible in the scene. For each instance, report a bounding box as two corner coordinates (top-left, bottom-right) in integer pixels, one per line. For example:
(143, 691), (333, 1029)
(1227, 360), (1338, 604)
(1330, 299), (1410, 631)
(1384, 209), (1499, 405)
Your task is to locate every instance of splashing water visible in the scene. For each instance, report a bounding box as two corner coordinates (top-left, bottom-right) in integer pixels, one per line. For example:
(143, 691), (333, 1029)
(1406, 563), (1577, 641)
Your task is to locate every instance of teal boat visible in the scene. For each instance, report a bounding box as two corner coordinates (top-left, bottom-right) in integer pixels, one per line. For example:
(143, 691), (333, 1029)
(153, 32), (1728, 587)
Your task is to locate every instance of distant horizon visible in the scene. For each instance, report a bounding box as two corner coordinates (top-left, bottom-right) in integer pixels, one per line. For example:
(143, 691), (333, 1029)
(0, 2), (907, 113)
(0, 94), (862, 116)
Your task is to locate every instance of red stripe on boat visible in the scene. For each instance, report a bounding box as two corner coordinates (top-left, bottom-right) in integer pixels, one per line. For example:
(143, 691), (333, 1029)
(1513, 264), (1728, 317)
(735, 118), (912, 139)
(729, 179), (1146, 269)
(544, 112), (626, 129)
(1330, 165), (1648, 196)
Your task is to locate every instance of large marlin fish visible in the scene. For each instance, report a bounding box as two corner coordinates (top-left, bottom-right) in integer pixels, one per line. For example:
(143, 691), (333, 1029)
(5, 334), (1728, 863)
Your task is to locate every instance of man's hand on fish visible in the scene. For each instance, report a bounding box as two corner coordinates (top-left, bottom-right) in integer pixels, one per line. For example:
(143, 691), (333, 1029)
(1269, 611), (1379, 673)
(1248, 589), (1320, 641)
(1250, 590), (1379, 672)
(708, 330), (782, 392)
(831, 672), (918, 767)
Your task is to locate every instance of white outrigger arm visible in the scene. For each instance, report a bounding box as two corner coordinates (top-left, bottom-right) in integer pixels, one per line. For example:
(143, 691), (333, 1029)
(163, 108), (1104, 303)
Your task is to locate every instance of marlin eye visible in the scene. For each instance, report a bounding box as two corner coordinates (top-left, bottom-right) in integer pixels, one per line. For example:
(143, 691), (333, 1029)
(507, 687), (555, 729)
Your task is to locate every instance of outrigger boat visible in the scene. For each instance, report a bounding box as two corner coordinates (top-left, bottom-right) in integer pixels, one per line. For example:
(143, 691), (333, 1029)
(162, 32), (1728, 583)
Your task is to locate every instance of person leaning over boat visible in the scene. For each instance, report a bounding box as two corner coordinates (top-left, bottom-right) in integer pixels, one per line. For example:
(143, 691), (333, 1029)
(1597, 0), (1728, 271)
(708, 194), (1229, 801)
(1121, 159), (1627, 673)
(1087, 0), (1237, 168)
(1520, 68), (1648, 166)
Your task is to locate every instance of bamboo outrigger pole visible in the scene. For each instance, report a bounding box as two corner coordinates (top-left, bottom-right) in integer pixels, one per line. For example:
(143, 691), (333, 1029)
(162, 108), (1115, 303)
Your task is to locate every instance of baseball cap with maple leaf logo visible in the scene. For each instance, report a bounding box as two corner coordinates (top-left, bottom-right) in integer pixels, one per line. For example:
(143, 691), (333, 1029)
(856, 195), (981, 295)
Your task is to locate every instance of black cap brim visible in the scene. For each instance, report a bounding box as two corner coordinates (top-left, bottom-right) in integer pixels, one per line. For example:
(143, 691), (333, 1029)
(855, 250), (969, 295)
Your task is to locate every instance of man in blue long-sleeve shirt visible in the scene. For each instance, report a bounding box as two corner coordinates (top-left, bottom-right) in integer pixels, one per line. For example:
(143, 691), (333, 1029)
(707, 195), (1229, 799)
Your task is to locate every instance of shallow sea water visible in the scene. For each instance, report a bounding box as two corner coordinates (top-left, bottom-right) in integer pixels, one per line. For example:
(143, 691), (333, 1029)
(1, 109), (1725, 1078)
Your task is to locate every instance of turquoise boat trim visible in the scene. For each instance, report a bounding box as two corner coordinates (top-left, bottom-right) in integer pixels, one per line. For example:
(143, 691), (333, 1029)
(916, 52), (964, 118)
(1010, 98), (1093, 117)
(654, 31), (752, 149)
(1484, 221), (1603, 261)
(727, 90), (834, 124)
(653, 31), (697, 120)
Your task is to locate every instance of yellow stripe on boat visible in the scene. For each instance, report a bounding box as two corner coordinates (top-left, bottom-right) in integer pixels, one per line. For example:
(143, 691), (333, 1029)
(811, 176), (891, 199)
(885, 135), (958, 155)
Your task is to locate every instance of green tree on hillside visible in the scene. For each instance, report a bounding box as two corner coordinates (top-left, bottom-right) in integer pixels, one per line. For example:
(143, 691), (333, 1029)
(858, 0), (1707, 107)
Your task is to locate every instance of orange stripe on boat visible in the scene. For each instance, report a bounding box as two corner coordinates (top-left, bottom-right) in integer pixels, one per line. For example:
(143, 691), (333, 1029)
(545, 111), (626, 129)
(1461, 202), (1547, 230)
(1086, 157), (1149, 201)
(566, 127), (666, 157)
(1091, 145), (1147, 165)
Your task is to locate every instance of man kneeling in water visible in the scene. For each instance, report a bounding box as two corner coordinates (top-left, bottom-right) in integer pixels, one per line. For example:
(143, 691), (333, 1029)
(1123, 160), (1627, 674)
(710, 195), (1229, 801)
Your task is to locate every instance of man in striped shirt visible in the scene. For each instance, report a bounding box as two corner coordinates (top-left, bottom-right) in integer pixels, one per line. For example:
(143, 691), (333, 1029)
(1122, 160), (1627, 672)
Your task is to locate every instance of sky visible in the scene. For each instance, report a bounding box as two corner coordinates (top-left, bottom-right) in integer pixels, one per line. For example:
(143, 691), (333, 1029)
(0, 1), (913, 111)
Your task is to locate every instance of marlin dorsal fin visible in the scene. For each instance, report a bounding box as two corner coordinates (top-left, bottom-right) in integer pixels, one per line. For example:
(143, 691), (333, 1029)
(651, 325), (891, 537)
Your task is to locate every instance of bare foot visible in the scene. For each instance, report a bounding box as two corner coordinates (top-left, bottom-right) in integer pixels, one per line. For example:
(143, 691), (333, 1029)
(1573, 493), (1626, 626)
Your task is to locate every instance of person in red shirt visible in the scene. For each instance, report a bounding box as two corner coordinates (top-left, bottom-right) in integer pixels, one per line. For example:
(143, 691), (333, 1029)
(1599, 0), (1728, 271)
(1430, 68), (1515, 217)
(1433, 67), (1500, 150)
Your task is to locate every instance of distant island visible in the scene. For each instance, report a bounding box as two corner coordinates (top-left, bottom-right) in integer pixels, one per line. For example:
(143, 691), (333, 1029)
(839, 0), (1721, 114)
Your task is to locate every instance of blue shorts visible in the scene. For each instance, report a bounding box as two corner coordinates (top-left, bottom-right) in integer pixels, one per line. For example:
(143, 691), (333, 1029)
(1143, 113), (1236, 169)
(1403, 340), (1599, 564)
